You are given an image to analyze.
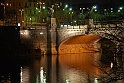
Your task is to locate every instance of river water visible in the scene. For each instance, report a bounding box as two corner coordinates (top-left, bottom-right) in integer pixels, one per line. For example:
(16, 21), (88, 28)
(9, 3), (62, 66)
(0, 52), (124, 83)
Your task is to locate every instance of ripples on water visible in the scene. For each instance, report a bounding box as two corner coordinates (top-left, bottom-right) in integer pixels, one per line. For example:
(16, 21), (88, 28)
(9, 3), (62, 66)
(0, 52), (123, 83)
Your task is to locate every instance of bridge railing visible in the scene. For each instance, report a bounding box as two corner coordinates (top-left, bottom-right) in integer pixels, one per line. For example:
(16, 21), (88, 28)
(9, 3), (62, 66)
(93, 23), (122, 28)
(21, 26), (47, 30)
(57, 23), (123, 45)
(59, 25), (88, 29)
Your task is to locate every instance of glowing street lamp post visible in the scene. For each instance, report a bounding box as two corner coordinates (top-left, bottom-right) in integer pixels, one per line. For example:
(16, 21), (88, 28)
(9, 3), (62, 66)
(0, 3), (11, 26)
(3, 4), (5, 25)
(19, 9), (24, 26)
(37, 2), (45, 23)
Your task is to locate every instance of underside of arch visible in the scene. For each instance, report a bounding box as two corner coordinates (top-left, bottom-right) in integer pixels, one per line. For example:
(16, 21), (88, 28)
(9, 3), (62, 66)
(58, 34), (101, 54)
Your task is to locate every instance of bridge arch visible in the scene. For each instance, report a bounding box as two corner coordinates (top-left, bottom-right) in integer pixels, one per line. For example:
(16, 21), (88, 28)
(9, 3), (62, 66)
(57, 34), (101, 54)
(90, 31), (122, 45)
(57, 31), (122, 54)
(57, 32), (86, 46)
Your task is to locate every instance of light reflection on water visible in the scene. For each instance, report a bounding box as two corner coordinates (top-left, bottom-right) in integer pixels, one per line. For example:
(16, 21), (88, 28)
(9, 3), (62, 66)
(57, 53), (106, 83)
(0, 52), (123, 83)
(19, 53), (110, 83)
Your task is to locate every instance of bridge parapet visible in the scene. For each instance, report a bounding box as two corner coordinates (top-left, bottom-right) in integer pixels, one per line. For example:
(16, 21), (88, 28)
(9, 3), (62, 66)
(91, 24), (122, 36)
(21, 26), (47, 30)
(59, 25), (88, 29)
(89, 25), (123, 46)
(93, 24), (122, 28)
(57, 25), (89, 45)
(57, 23), (123, 45)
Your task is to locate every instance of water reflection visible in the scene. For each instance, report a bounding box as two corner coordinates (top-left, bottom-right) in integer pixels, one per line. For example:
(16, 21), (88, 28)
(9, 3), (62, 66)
(0, 52), (124, 83)
(58, 53), (109, 83)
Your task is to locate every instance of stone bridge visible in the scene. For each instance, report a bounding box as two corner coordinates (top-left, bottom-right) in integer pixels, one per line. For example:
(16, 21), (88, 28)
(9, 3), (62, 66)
(20, 18), (124, 54)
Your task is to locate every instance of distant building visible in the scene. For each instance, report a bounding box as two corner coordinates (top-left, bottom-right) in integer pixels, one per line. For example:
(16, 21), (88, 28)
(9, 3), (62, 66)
(4, 0), (24, 26)
(4, 0), (52, 26)
(3, 0), (124, 26)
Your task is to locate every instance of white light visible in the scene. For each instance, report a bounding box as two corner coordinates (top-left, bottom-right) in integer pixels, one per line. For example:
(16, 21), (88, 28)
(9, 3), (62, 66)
(66, 79), (70, 83)
(95, 9), (97, 11)
(61, 25), (63, 27)
(6, 3), (9, 6)
(20, 67), (23, 83)
(18, 23), (20, 26)
(64, 25), (67, 27)
(93, 5), (97, 9)
(36, 7), (38, 10)
(104, 9), (107, 11)
(42, 6), (45, 9)
(30, 18), (32, 21)
(65, 4), (68, 8)
(119, 7), (123, 10)
(40, 32), (43, 34)
(118, 10), (121, 12)
(20, 32), (24, 34)
(69, 8), (72, 11)
(110, 62), (113, 68)
(20, 66), (30, 83)
(94, 78), (98, 83)
(40, 67), (44, 83)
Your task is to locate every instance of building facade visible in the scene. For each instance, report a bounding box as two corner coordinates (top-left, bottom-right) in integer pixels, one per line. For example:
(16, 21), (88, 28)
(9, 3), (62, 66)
(5, 0), (49, 26)
(5, 0), (24, 26)
(4, 0), (124, 26)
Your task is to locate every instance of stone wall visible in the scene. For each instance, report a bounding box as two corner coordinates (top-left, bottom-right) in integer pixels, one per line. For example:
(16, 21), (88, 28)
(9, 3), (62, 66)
(59, 44), (100, 54)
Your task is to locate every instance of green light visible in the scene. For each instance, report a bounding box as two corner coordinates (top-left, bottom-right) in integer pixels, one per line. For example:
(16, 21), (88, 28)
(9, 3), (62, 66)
(94, 9), (97, 12)
(65, 4), (68, 8)
(118, 10), (120, 12)
(36, 7), (38, 10)
(119, 7), (123, 10)
(93, 5), (97, 9)
(42, 6), (45, 9)
(69, 8), (72, 11)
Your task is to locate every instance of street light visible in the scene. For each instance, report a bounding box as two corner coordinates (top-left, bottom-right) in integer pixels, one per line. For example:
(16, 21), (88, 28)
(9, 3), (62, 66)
(65, 4), (68, 8)
(80, 7), (85, 14)
(93, 5), (97, 12)
(0, 3), (11, 26)
(69, 8), (73, 24)
(19, 9), (24, 26)
(54, 3), (59, 18)
(37, 2), (45, 23)
(118, 6), (123, 12)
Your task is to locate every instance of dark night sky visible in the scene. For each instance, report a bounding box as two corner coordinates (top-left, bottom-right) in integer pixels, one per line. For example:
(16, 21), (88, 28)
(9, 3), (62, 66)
(0, 0), (124, 4)
(61, 0), (124, 4)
